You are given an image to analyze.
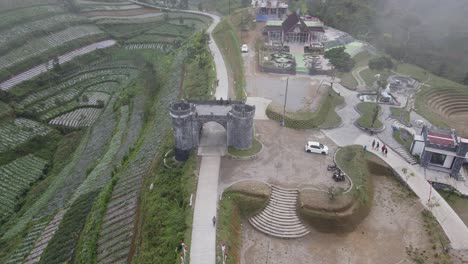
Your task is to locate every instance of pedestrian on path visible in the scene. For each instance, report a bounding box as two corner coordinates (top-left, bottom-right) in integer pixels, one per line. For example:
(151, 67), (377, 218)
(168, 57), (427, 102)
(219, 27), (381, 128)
(381, 145), (386, 154)
(372, 139), (375, 150)
(212, 216), (216, 227)
(376, 141), (380, 150)
(384, 148), (388, 157)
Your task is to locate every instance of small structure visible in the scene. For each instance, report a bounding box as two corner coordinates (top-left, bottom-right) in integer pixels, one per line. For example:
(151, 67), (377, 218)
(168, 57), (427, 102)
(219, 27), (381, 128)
(169, 99), (255, 161)
(253, 0), (288, 21)
(264, 12), (325, 45)
(411, 126), (468, 180)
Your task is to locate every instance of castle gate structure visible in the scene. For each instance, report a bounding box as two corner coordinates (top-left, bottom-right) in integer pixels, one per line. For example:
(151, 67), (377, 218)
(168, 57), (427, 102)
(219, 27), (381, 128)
(169, 99), (255, 161)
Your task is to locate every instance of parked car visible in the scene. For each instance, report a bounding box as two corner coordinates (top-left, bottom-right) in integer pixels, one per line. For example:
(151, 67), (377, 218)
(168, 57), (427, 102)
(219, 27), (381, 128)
(305, 141), (329, 155)
(241, 44), (249, 53)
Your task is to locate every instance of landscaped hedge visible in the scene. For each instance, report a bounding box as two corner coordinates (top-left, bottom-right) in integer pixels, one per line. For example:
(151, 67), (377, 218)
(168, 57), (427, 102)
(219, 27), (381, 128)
(266, 89), (343, 129)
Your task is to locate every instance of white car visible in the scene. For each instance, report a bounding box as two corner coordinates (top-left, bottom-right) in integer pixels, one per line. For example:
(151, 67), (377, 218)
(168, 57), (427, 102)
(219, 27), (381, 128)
(305, 141), (329, 155)
(241, 44), (249, 53)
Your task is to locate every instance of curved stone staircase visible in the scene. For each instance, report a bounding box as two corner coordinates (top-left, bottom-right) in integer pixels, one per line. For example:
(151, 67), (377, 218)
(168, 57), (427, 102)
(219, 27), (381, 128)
(249, 185), (310, 239)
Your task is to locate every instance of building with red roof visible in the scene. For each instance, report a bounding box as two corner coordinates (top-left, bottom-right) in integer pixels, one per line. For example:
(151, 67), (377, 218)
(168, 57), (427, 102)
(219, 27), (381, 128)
(411, 126), (468, 180)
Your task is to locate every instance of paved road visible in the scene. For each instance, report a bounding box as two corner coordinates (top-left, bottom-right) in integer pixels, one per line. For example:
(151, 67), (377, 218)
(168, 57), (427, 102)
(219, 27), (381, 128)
(131, 1), (229, 100)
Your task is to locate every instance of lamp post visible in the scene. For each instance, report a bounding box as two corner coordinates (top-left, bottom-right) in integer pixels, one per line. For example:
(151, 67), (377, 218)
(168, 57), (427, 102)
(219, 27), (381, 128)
(281, 77), (289, 126)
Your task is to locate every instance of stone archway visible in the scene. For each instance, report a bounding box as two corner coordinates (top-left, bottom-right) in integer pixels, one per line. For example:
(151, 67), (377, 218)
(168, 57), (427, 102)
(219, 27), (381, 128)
(169, 99), (255, 161)
(198, 121), (227, 155)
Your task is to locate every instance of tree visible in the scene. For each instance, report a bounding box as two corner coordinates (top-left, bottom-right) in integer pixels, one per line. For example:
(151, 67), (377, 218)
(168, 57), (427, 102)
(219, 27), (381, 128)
(368, 56), (393, 70)
(198, 2), (203, 11)
(463, 73), (468, 85)
(81, 95), (89, 103)
(324, 46), (355, 72)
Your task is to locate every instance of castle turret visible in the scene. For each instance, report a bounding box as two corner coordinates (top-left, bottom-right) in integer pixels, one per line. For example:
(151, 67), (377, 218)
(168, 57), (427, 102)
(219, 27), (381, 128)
(227, 104), (255, 149)
(169, 101), (196, 161)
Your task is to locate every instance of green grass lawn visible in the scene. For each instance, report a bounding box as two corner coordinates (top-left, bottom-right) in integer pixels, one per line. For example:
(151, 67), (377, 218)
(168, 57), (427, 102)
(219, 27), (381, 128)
(356, 102), (383, 129)
(228, 138), (262, 157)
(359, 68), (391, 87)
(392, 129), (413, 151)
(266, 88), (344, 129)
(216, 182), (269, 264)
(335, 146), (374, 205)
(338, 51), (376, 89)
(390, 107), (410, 125)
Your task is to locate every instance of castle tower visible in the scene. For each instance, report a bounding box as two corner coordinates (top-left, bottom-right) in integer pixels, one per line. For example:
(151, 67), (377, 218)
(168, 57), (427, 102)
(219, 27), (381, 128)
(169, 101), (196, 161)
(227, 103), (255, 149)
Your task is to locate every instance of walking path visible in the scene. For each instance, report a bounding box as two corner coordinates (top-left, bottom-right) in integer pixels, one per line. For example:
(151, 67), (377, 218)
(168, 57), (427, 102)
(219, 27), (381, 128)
(351, 66), (368, 90)
(190, 155), (220, 264)
(323, 82), (468, 250)
(131, 1), (229, 99)
(0, 40), (116, 91)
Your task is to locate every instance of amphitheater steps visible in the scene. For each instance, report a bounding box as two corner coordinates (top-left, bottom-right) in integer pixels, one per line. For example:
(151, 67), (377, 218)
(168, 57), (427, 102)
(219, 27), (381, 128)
(248, 186), (310, 239)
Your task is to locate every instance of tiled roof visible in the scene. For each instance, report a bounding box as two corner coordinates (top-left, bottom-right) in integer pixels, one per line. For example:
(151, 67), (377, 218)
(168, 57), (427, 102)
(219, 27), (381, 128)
(427, 131), (455, 146)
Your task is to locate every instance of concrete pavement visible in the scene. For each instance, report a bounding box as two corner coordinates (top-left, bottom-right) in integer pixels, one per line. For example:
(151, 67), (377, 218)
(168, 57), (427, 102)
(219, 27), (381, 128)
(354, 134), (468, 250)
(323, 81), (468, 250)
(189, 155), (221, 264)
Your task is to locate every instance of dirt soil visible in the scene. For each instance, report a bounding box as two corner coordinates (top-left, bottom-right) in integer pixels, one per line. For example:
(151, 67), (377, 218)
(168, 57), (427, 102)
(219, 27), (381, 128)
(239, 173), (467, 264)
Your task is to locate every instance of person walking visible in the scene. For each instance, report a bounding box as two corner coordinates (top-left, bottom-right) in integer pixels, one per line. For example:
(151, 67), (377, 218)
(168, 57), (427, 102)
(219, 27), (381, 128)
(376, 141), (380, 150)
(372, 139), (375, 150)
(381, 144), (385, 154)
(212, 216), (216, 227)
(384, 148), (388, 157)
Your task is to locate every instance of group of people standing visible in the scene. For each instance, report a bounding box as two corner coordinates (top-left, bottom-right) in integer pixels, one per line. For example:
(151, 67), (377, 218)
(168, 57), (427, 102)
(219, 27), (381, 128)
(371, 139), (388, 157)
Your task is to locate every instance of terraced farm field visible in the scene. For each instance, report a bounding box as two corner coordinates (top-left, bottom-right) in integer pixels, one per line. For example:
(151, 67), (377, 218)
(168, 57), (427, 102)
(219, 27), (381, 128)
(0, 155), (48, 224)
(0, 14), (89, 53)
(418, 88), (468, 136)
(0, 118), (56, 153)
(0, 25), (105, 70)
(0, 3), (212, 263)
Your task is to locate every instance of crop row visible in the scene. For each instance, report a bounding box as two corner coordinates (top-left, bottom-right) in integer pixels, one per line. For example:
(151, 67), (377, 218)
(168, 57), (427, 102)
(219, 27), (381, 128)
(0, 14), (89, 51)
(0, 118), (56, 153)
(49, 108), (103, 127)
(37, 87), (117, 122)
(2, 96), (117, 239)
(19, 68), (134, 106)
(80, 4), (142, 12)
(0, 5), (65, 31)
(0, 25), (104, 70)
(0, 0), (60, 12)
(0, 154), (48, 224)
(96, 48), (187, 263)
(5, 219), (49, 264)
(69, 106), (129, 205)
(0, 40), (117, 91)
(124, 42), (175, 52)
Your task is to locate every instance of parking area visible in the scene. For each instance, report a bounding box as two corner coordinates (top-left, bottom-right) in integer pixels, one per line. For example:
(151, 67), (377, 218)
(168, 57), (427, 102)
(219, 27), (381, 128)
(219, 120), (347, 192)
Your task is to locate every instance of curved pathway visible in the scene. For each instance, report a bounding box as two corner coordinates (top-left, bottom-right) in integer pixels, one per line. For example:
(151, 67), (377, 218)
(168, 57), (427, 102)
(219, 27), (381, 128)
(351, 66), (368, 90)
(323, 82), (468, 250)
(0, 40), (116, 91)
(130, 1), (229, 99)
